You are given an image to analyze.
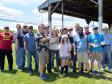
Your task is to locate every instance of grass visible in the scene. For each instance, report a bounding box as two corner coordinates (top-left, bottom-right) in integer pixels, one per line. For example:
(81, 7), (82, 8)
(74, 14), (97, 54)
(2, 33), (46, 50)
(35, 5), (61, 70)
(0, 44), (112, 84)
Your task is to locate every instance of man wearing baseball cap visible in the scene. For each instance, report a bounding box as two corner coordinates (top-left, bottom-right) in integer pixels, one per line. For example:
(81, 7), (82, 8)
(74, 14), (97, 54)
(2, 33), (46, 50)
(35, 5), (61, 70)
(88, 26), (104, 76)
(0, 26), (13, 71)
(101, 26), (112, 72)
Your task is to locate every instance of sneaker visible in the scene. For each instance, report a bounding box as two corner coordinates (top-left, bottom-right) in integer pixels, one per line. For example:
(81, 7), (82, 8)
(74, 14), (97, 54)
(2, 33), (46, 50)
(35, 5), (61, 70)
(59, 66), (61, 71)
(108, 68), (112, 73)
(92, 71), (96, 76)
(29, 72), (33, 76)
(40, 74), (47, 80)
(19, 69), (24, 72)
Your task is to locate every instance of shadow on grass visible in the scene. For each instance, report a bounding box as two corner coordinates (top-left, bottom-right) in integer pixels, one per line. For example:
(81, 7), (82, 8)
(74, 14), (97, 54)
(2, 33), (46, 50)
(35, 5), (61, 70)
(43, 71), (112, 82)
(1, 69), (17, 74)
(77, 71), (112, 81)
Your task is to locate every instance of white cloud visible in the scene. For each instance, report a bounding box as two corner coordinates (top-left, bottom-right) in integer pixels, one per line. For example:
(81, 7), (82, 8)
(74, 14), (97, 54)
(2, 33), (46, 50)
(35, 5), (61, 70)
(32, 8), (39, 15)
(0, 6), (23, 16)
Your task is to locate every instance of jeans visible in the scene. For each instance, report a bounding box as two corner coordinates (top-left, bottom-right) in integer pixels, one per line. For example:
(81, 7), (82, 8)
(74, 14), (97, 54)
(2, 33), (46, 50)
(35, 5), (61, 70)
(102, 46), (111, 69)
(47, 50), (60, 71)
(0, 49), (2, 69)
(110, 53), (112, 68)
(73, 55), (77, 72)
(17, 47), (25, 70)
(27, 50), (39, 72)
(0, 49), (13, 70)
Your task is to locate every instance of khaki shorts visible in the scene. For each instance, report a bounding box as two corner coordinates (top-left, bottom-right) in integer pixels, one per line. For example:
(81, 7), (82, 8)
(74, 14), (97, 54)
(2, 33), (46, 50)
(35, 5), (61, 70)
(77, 52), (89, 63)
(91, 52), (102, 62)
(38, 50), (49, 65)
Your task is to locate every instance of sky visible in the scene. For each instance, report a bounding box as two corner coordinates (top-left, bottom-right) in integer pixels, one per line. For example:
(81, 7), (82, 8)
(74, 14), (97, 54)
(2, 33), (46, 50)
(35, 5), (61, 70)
(0, 0), (108, 31)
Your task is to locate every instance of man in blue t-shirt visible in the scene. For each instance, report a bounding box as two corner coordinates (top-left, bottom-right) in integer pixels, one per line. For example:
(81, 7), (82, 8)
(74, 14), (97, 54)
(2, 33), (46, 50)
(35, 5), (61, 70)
(88, 26), (104, 76)
(24, 26), (39, 75)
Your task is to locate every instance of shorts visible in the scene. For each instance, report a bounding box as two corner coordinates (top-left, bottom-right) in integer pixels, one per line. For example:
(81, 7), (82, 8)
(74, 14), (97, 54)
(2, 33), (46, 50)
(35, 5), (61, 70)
(91, 52), (102, 62)
(77, 52), (89, 63)
(38, 50), (49, 65)
(60, 56), (70, 60)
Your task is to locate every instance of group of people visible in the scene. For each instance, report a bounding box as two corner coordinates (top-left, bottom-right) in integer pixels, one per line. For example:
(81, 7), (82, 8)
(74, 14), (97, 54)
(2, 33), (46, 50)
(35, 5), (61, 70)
(0, 23), (112, 80)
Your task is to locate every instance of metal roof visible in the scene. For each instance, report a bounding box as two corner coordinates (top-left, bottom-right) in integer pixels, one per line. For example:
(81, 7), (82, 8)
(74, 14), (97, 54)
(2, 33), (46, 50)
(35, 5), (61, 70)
(39, 0), (112, 24)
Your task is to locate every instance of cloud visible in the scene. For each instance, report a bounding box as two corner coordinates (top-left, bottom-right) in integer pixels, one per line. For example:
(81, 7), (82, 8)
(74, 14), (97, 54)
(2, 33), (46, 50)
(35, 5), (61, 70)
(32, 8), (39, 15)
(0, 6), (23, 16)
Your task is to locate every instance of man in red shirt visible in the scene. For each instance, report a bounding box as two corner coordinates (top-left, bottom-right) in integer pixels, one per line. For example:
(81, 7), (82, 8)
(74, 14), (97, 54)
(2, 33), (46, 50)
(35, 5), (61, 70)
(0, 26), (13, 71)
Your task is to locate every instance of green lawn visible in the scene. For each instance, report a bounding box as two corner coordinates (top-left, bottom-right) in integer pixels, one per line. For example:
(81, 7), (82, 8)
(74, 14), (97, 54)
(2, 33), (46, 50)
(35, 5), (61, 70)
(0, 44), (112, 84)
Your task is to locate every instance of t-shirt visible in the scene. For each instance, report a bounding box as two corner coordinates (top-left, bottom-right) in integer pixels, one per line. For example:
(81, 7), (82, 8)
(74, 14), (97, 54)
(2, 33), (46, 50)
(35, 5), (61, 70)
(88, 33), (103, 53)
(59, 34), (74, 44)
(0, 32), (13, 50)
(17, 34), (24, 48)
(37, 33), (49, 52)
(59, 42), (71, 57)
(24, 33), (37, 52)
(49, 37), (59, 50)
(74, 34), (88, 53)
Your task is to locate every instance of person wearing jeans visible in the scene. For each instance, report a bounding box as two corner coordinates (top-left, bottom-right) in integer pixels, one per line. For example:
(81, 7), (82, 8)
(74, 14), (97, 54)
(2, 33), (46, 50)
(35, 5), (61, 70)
(24, 26), (39, 75)
(101, 26), (112, 71)
(0, 26), (13, 71)
(47, 29), (60, 73)
(16, 29), (26, 71)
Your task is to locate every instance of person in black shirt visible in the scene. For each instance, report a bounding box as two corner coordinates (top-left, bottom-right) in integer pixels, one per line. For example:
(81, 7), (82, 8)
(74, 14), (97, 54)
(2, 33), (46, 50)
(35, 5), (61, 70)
(16, 29), (25, 71)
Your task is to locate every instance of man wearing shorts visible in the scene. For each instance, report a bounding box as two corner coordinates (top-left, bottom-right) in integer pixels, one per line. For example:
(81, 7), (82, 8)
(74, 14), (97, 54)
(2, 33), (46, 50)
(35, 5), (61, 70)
(37, 24), (49, 80)
(88, 26), (104, 76)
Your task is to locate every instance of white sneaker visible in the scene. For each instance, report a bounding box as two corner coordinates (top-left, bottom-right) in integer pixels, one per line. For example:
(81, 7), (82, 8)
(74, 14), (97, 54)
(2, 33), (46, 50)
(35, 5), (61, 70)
(59, 66), (61, 71)
(108, 69), (112, 72)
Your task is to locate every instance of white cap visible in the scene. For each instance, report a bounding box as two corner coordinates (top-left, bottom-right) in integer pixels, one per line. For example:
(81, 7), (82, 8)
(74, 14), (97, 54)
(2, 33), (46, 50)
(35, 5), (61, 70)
(84, 24), (89, 28)
(90, 25), (98, 29)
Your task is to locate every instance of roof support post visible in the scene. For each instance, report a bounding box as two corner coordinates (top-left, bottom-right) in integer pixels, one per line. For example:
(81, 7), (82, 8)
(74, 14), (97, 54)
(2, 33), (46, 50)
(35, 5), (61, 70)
(48, 0), (52, 29)
(98, 0), (103, 32)
(61, 1), (64, 29)
(51, 2), (60, 15)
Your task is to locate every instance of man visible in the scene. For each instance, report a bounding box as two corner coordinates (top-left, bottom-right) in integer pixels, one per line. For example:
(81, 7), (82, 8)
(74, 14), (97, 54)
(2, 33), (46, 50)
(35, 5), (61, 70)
(37, 24), (49, 80)
(83, 24), (91, 71)
(72, 23), (80, 73)
(16, 29), (25, 71)
(84, 24), (91, 36)
(16, 24), (28, 69)
(13, 24), (21, 42)
(24, 26), (39, 75)
(0, 33), (1, 70)
(0, 26), (13, 71)
(74, 27), (89, 74)
(14, 24), (22, 69)
(22, 24), (28, 35)
(88, 26), (104, 76)
(101, 26), (112, 72)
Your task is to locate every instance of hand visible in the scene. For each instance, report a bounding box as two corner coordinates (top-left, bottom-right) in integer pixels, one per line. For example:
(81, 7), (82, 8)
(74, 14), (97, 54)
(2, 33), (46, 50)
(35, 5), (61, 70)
(88, 50), (91, 55)
(25, 50), (28, 55)
(74, 51), (76, 56)
(92, 44), (98, 48)
(101, 42), (105, 46)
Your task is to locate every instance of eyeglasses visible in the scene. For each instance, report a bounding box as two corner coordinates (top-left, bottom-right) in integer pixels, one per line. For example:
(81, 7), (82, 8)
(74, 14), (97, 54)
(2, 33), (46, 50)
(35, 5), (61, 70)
(78, 30), (83, 31)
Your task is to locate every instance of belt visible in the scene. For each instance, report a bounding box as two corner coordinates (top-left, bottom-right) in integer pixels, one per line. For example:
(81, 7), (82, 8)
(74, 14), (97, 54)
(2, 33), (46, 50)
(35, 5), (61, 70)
(103, 44), (110, 46)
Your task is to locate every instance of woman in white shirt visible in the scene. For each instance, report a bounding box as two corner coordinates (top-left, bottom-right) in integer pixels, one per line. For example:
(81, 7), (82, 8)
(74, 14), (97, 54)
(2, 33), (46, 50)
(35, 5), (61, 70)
(48, 28), (60, 73)
(59, 34), (71, 75)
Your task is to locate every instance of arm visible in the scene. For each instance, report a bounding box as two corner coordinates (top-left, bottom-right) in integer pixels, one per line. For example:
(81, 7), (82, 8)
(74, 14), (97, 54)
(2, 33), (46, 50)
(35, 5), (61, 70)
(23, 36), (28, 55)
(15, 39), (19, 53)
